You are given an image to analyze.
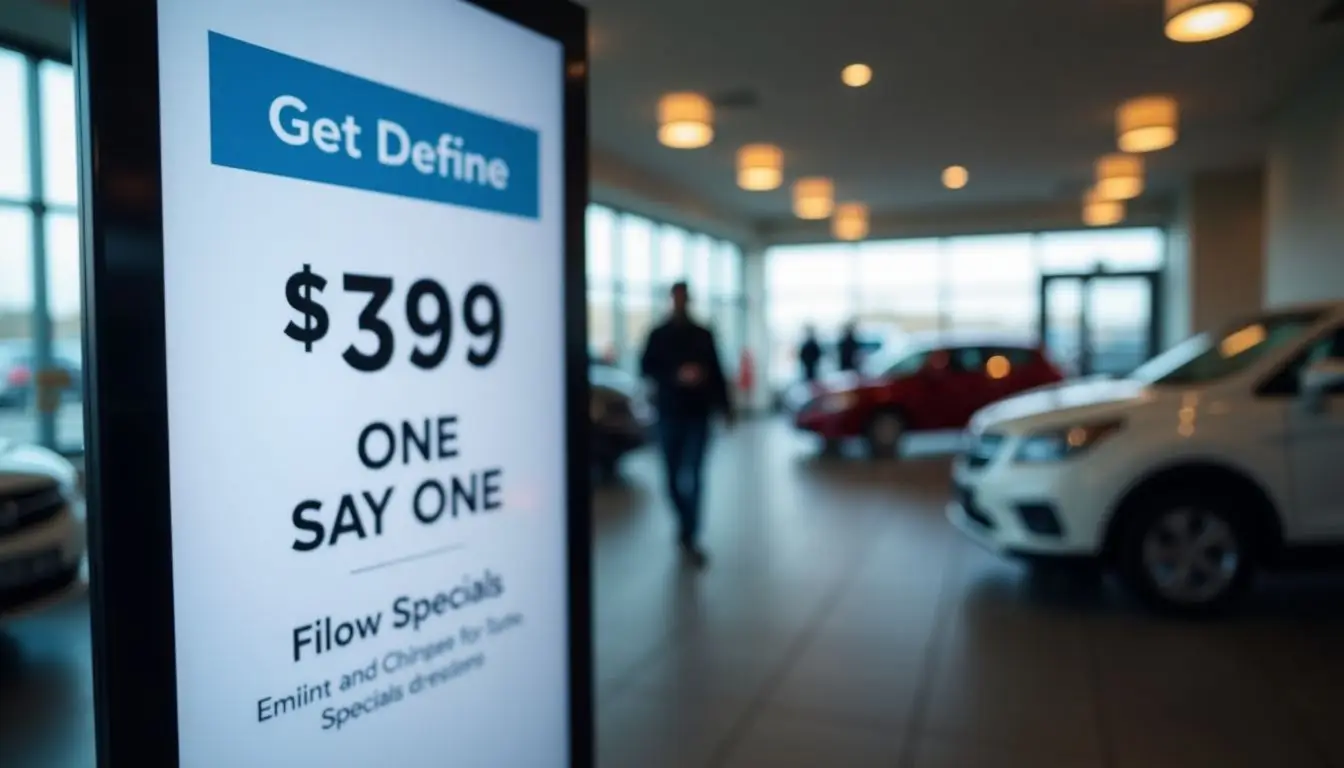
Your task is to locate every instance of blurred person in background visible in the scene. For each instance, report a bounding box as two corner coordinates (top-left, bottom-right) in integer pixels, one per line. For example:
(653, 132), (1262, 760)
(799, 325), (822, 383)
(640, 281), (735, 568)
(837, 321), (862, 373)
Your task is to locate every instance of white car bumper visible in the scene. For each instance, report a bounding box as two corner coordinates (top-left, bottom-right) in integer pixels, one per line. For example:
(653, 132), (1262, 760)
(947, 452), (1109, 558)
(0, 504), (87, 624)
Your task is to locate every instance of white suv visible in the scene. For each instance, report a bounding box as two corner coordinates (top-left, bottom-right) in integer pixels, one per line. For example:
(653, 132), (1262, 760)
(0, 439), (86, 623)
(949, 301), (1344, 614)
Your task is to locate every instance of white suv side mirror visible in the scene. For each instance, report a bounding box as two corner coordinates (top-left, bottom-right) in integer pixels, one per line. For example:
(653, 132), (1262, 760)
(1300, 358), (1344, 412)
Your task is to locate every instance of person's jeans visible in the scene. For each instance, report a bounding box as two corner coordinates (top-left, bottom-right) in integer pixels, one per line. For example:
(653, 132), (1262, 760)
(658, 416), (710, 546)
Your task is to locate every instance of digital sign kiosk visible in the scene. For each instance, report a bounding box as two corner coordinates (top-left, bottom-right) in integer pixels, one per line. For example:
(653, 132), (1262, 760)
(73, 0), (590, 764)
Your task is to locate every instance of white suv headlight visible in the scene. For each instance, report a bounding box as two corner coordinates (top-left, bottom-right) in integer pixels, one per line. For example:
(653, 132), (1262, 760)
(1014, 419), (1124, 463)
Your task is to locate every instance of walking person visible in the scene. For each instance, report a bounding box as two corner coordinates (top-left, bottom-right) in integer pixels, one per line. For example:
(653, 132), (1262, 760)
(640, 282), (735, 567)
(799, 325), (823, 383)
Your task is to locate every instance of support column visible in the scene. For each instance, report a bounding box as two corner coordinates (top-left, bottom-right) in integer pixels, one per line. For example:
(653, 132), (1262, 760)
(1164, 167), (1265, 348)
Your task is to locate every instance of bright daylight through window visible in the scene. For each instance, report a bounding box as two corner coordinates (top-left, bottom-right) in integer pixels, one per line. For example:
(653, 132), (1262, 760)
(585, 204), (746, 378)
(0, 46), (81, 452)
(765, 228), (1164, 387)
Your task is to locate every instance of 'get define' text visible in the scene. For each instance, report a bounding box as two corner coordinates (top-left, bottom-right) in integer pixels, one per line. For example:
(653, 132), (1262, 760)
(268, 94), (511, 191)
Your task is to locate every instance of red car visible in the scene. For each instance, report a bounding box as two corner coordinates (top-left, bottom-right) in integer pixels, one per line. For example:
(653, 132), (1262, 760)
(793, 340), (1064, 456)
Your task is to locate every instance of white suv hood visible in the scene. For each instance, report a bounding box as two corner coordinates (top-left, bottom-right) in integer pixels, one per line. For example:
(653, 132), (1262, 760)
(0, 438), (78, 495)
(970, 378), (1153, 434)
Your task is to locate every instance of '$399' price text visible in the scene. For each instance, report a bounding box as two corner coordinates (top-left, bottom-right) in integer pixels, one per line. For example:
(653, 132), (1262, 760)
(284, 264), (503, 373)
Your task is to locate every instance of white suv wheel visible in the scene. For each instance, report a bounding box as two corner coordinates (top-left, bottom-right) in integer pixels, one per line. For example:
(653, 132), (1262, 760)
(1118, 491), (1255, 615)
(1140, 507), (1241, 606)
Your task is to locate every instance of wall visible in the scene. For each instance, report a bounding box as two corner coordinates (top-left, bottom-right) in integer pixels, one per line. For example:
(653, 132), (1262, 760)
(1162, 168), (1266, 345)
(1265, 50), (1344, 306)
(0, 0), (67, 55)
(1188, 168), (1266, 334)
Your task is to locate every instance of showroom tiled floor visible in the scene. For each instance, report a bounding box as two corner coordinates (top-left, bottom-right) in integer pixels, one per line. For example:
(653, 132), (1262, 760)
(2, 420), (1344, 766)
(592, 421), (1344, 768)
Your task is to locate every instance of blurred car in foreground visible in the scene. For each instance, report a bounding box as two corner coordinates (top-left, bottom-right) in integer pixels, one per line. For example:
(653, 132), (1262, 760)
(950, 302), (1344, 615)
(793, 339), (1063, 456)
(590, 361), (655, 481)
(0, 439), (86, 624)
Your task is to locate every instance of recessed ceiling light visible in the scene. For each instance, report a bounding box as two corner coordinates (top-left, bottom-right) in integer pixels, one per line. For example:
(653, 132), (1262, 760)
(942, 165), (969, 190)
(1083, 187), (1125, 227)
(1117, 96), (1179, 153)
(657, 92), (714, 149)
(793, 178), (835, 219)
(1095, 154), (1144, 201)
(833, 203), (870, 241)
(737, 144), (784, 191)
(1164, 0), (1255, 43)
(841, 64), (872, 88)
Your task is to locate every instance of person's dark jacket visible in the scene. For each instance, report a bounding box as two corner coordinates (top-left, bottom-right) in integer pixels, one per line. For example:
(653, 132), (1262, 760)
(837, 332), (861, 372)
(641, 318), (733, 421)
(800, 338), (822, 381)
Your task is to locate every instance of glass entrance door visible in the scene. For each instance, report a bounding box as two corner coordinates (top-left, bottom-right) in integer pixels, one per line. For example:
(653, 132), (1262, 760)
(1039, 270), (1160, 378)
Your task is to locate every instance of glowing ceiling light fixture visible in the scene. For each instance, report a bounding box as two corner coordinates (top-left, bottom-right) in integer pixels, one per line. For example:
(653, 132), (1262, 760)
(1095, 153), (1145, 201)
(736, 144), (784, 191)
(1164, 0), (1256, 43)
(841, 63), (873, 87)
(833, 202), (870, 241)
(793, 177), (835, 219)
(1082, 186), (1125, 227)
(1117, 95), (1179, 153)
(942, 165), (969, 190)
(657, 92), (714, 149)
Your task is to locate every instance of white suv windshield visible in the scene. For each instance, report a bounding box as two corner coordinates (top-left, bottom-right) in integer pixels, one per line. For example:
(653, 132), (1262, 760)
(1130, 310), (1325, 386)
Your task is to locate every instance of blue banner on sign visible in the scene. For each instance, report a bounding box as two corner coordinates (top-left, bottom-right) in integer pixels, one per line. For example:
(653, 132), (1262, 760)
(208, 32), (540, 219)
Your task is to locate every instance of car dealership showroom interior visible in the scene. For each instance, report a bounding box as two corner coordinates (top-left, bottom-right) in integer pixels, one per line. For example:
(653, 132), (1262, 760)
(4, 0), (1344, 765)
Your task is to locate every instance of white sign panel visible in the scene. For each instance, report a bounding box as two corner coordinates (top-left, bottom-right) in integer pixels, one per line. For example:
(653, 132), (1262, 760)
(156, 1), (569, 764)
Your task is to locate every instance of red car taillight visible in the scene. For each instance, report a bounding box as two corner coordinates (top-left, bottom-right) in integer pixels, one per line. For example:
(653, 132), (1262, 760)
(6, 366), (31, 387)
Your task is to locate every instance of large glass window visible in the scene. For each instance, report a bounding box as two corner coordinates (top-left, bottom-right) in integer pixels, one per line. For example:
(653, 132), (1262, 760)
(765, 244), (857, 385)
(943, 234), (1037, 341)
(766, 243), (856, 295)
(856, 239), (941, 335)
(765, 227), (1164, 389)
(619, 215), (654, 293)
(0, 49), (82, 451)
(656, 225), (687, 300)
(586, 210), (747, 379)
(618, 215), (656, 372)
(586, 206), (617, 361)
(1038, 228), (1164, 273)
(686, 233), (713, 315)
(0, 49), (30, 200)
(711, 241), (745, 373)
(713, 241), (741, 297)
(39, 61), (78, 206)
(0, 208), (36, 443)
(45, 213), (82, 449)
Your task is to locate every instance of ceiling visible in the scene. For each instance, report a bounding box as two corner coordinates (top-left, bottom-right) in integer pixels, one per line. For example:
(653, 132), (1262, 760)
(583, 0), (1344, 228)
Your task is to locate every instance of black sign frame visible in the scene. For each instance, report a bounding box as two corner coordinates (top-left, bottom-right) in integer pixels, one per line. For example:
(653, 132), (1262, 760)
(71, 0), (591, 764)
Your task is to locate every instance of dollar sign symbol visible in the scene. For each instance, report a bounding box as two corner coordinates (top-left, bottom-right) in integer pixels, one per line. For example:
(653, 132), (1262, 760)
(284, 264), (330, 352)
